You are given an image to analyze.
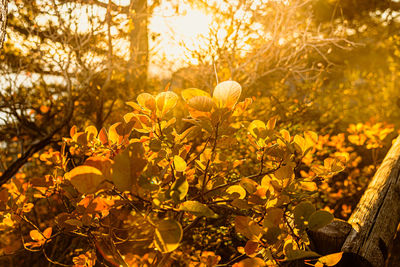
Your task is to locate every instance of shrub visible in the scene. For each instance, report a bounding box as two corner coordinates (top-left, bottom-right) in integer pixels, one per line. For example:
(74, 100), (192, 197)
(0, 81), (346, 266)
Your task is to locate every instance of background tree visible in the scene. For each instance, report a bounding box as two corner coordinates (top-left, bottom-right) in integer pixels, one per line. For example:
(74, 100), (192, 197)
(0, 0), (6, 48)
(0, 0), (160, 185)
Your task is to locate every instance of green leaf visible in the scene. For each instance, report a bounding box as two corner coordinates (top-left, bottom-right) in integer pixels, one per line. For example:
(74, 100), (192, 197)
(173, 155), (187, 172)
(308, 210), (334, 230)
(171, 177), (189, 201)
(154, 219), (182, 253)
(179, 201), (218, 218)
(274, 165), (294, 180)
(235, 216), (263, 241)
(111, 143), (147, 192)
(263, 207), (283, 228)
(262, 226), (281, 245)
(294, 201), (316, 230)
(284, 241), (320, 260)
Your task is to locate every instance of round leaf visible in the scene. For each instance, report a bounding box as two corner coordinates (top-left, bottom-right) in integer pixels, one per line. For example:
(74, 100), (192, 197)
(154, 219), (182, 253)
(308, 210), (334, 230)
(318, 252), (343, 266)
(66, 166), (105, 194)
(171, 177), (189, 201)
(294, 201), (316, 230)
(187, 95), (214, 112)
(181, 88), (210, 102)
(137, 93), (156, 112)
(179, 201), (218, 218)
(111, 143), (147, 192)
(173, 155), (187, 172)
(155, 91), (178, 117)
(233, 257), (266, 267)
(226, 185), (246, 199)
(212, 81), (242, 109)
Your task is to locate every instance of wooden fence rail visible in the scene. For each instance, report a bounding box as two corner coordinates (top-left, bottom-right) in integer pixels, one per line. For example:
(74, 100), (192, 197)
(306, 135), (400, 267)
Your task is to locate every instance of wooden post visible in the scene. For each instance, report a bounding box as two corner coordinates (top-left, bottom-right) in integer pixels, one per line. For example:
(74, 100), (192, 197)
(299, 136), (400, 267)
(340, 135), (400, 266)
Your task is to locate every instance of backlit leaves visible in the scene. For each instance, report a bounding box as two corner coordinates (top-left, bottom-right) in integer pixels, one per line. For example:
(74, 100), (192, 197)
(65, 166), (105, 194)
(170, 177), (189, 201)
(179, 201), (218, 218)
(155, 91), (179, 117)
(173, 155), (186, 172)
(315, 252), (343, 266)
(154, 219), (182, 253)
(235, 216), (263, 241)
(226, 185), (247, 199)
(137, 93), (156, 112)
(213, 81), (242, 109)
(111, 143), (147, 192)
(26, 227), (52, 248)
(181, 88), (210, 102)
(17, 80), (350, 266)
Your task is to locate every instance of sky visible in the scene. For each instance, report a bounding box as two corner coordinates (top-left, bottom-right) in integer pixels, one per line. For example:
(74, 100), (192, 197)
(148, 2), (213, 75)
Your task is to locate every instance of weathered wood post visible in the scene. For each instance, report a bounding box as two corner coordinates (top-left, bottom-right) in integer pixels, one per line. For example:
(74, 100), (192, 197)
(0, 0), (7, 49)
(308, 135), (400, 267)
(341, 135), (400, 266)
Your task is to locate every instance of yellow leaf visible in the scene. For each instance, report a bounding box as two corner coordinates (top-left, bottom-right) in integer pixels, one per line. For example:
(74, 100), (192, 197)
(318, 252), (343, 266)
(70, 125), (77, 138)
(65, 166), (105, 194)
(154, 219), (182, 253)
(181, 88), (210, 102)
(137, 93), (156, 112)
(267, 116), (277, 130)
(233, 257), (266, 267)
(108, 122), (123, 144)
(173, 155), (186, 172)
(30, 230), (44, 242)
(226, 185), (247, 199)
(85, 126), (98, 141)
(43, 227), (52, 239)
(111, 143), (147, 192)
(187, 95), (214, 112)
(294, 135), (306, 154)
(212, 81), (242, 109)
(155, 91), (179, 117)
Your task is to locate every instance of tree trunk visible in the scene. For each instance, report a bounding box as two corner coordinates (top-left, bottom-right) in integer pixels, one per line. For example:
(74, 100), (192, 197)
(129, 0), (149, 94)
(0, 0), (7, 49)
